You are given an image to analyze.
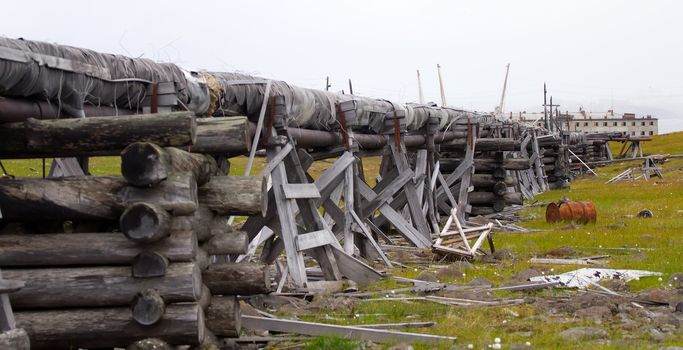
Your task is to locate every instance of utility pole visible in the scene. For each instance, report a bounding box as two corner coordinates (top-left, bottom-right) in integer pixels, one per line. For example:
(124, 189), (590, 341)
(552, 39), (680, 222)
(325, 76), (331, 91)
(543, 83), (548, 130)
(437, 64), (447, 107)
(543, 95), (560, 132)
(416, 70), (424, 104)
(497, 63), (510, 119)
(348, 79), (353, 95)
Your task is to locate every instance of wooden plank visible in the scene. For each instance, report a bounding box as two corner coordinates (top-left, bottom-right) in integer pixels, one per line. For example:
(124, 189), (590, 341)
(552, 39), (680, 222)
(296, 230), (337, 251)
(357, 180), (430, 247)
(282, 184), (321, 199)
(391, 144), (430, 238)
(343, 152), (355, 254)
(315, 152), (355, 198)
(330, 246), (383, 284)
(259, 143), (293, 177)
(529, 258), (600, 266)
(350, 210), (392, 267)
(351, 322), (435, 329)
(0, 280), (24, 294)
(241, 316), (456, 344)
(0, 270), (15, 332)
(268, 146), (307, 286)
(361, 171), (413, 218)
(457, 131), (476, 222)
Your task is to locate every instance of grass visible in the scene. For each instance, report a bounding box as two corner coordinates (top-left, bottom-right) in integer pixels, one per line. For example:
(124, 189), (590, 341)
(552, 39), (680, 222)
(2, 136), (682, 349)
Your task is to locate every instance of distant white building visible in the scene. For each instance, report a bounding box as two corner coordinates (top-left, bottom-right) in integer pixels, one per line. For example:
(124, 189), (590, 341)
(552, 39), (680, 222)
(509, 109), (658, 136)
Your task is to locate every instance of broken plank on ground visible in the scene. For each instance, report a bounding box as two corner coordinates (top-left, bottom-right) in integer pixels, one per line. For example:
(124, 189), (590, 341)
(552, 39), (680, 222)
(241, 315), (456, 344)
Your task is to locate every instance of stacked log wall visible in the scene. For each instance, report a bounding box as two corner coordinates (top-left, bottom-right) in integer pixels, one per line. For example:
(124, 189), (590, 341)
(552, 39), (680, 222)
(0, 114), (269, 349)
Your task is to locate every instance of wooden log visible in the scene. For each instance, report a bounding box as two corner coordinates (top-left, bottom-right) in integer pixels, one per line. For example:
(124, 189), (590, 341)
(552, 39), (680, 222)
(202, 263), (271, 295)
(205, 296), (241, 338)
(4, 263), (201, 309)
(202, 231), (249, 255)
(448, 191), (523, 205)
(16, 303), (204, 349)
(132, 251), (169, 278)
(122, 142), (217, 187)
(119, 173), (198, 216)
(199, 176), (266, 216)
(0, 230), (197, 267)
(198, 284), (212, 311)
(132, 289), (166, 326)
(120, 202), (172, 243)
(441, 138), (520, 151)
(492, 182), (508, 196)
(171, 206), (227, 243)
(0, 112), (196, 159)
(0, 173), (197, 221)
(440, 158), (531, 171)
(469, 206), (496, 216)
(192, 117), (251, 156)
(470, 174), (517, 187)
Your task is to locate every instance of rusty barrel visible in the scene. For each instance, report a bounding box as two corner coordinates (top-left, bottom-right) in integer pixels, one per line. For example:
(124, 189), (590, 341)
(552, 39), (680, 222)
(557, 201), (596, 223)
(546, 202), (560, 223)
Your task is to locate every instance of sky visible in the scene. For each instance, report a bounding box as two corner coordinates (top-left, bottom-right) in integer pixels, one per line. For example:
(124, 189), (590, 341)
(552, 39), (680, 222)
(2, 0), (682, 132)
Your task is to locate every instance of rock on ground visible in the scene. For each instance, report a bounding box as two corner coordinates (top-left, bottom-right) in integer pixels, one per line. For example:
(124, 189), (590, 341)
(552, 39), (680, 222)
(558, 327), (609, 341)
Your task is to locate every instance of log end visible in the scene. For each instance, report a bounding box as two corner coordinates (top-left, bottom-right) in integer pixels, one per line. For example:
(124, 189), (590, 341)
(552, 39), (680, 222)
(121, 142), (169, 187)
(120, 202), (171, 243)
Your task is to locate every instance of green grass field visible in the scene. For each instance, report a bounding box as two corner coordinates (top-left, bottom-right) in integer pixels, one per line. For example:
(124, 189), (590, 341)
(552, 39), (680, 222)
(2, 134), (682, 349)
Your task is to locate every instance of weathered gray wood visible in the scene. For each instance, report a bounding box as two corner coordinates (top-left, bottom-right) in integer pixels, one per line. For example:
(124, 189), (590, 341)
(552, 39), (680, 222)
(0, 112), (196, 158)
(199, 176), (266, 216)
(132, 251), (170, 278)
(455, 192), (523, 205)
(282, 183), (321, 199)
(192, 117), (251, 156)
(202, 231), (249, 255)
(16, 303), (204, 349)
(122, 142), (217, 187)
(0, 328), (30, 350)
(241, 316), (456, 344)
(202, 263), (271, 295)
(471, 174), (518, 187)
(266, 145), (307, 285)
(441, 158), (531, 172)
(171, 205), (225, 243)
(120, 202), (172, 243)
(132, 289), (166, 326)
(198, 284), (212, 311)
(390, 143), (430, 238)
(0, 230), (197, 267)
(0, 173), (197, 221)
(5, 263), (201, 309)
(120, 173), (198, 216)
(205, 296), (241, 338)
(0, 279), (24, 294)
(0, 270), (15, 332)
(296, 230), (337, 251)
(357, 179), (430, 247)
(441, 138), (519, 151)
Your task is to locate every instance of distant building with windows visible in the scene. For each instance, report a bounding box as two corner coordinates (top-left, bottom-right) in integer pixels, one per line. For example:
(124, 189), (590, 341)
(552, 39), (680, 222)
(509, 109), (658, 136)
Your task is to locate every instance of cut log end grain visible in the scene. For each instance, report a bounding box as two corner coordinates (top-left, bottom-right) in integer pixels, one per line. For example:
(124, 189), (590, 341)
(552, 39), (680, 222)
(121, 142), (170, 187)
(132, 289), (166, 326)
(120, 203), (171, 243)
(205, 296), (241, 338)
(132, 251), (169, 278)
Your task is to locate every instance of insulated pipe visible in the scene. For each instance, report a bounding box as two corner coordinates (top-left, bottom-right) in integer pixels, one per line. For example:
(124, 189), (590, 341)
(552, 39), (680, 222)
(249, 122), (464, 150)
(0, 96), (136, 123)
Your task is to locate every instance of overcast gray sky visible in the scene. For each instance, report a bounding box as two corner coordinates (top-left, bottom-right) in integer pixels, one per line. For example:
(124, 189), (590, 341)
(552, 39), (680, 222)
(3, 0), (682, 131)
